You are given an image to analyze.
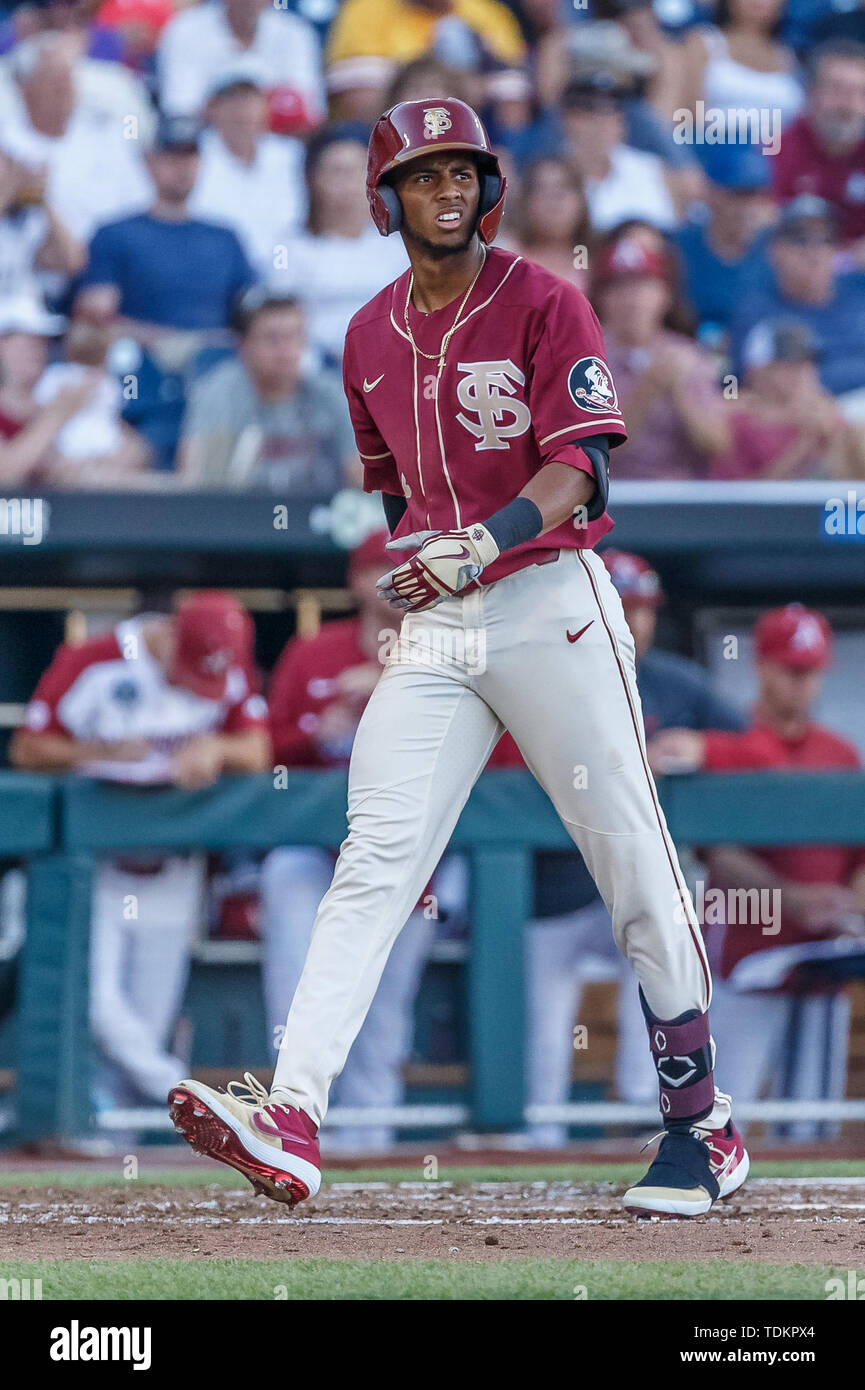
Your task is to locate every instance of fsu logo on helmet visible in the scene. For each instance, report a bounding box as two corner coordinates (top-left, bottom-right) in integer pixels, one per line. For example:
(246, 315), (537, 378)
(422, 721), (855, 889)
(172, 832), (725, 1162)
(423, 106), (453, 140)
(568, 356), (618, 414)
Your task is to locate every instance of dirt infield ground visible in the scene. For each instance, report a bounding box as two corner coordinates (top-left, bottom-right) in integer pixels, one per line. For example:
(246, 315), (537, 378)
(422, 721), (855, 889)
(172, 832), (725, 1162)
(2, 1176), (864, 1265)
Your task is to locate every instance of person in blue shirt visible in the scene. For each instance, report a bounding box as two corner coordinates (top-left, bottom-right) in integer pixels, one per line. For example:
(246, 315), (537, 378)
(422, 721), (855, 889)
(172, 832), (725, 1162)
(729, 194), (865, 399)
(675, 142), (774, 334)
(74, 115), (255, 342)
(526, 548), (747, 1149)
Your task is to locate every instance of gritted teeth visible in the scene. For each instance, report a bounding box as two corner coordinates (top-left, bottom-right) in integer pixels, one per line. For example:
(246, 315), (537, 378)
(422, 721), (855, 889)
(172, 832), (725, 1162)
(437, 211), (461, 223)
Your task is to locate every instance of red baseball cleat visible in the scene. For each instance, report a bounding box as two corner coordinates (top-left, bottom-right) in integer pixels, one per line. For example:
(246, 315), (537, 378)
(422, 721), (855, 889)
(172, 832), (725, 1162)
(623, 1120), (749, 1219)
(168, 1071), (321, 1206)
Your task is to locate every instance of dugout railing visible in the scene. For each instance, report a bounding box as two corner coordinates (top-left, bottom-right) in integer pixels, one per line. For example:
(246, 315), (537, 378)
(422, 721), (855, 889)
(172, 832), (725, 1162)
(8, 768), (865, 1142)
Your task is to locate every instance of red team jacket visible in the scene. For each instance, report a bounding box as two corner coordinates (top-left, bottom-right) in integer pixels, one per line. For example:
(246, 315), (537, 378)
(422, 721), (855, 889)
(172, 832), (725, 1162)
(343, 247), (627, 579)
(269, 617), (373, 768)
(703, 721), (865, 978)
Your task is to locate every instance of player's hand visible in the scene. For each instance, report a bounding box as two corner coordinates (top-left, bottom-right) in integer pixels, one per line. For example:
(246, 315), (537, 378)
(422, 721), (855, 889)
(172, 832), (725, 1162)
(646, 728), (706, 775)
(173, 734), (225, 790)
(377, 525), (500, 613)
(783, 881), (854, 933)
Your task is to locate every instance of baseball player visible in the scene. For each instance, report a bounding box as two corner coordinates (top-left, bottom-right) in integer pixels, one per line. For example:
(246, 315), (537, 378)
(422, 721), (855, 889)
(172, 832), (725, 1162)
(652, 604), (865, 1139)
(12, 592), (270, 1110)
(170, 98), (748, 1218)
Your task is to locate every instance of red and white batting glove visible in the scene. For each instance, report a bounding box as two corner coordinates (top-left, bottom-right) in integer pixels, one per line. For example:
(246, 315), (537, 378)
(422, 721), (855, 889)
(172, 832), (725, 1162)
(377, 526), (501, 613)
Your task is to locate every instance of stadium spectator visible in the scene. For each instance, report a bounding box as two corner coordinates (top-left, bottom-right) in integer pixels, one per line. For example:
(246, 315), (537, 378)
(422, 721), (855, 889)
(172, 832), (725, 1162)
(157, 0), (324, 128)
(177, 289), (357, 491)
(729, 194), (865, 404)
(268, 125), (408, 367)
(674, 142), (774, 335)
(190, 62), (307, 277)
(0, 33), (152, 241)
(97, 0), (173, 72)
(74, 115), (254, 360)
(32, 319), (152, 484)
(506, 548), (746, 1147)
(509, 156), (594, 294)
(773, 39), (865, 254)
(559, 72), (677, 232)
(595, 233), (729, 480)
(262, 531), (434, 1152)
(0, 0), (126, 61)
(675, 0), (803, 150)
(0, 293), (98, 485)
(10, 592), (271, 1112)
(324, 0), (526, 122)
(0, 147), (84, 301)
(649, 604), (865, 1138)
(709, 320), (865, 480)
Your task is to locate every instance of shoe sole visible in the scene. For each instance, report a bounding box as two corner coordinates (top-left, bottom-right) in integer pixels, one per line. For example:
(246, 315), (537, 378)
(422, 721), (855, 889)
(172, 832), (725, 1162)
(623, 1146), (750, 1220)
(168, 1087), (313, 1207)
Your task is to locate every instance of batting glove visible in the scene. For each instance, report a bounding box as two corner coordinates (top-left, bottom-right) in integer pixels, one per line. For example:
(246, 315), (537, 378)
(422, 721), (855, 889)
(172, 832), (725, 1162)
(377, 525), (501, 613)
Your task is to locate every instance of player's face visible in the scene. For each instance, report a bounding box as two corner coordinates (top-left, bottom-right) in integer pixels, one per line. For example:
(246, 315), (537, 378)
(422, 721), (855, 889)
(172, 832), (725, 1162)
(395, 154), (481, 259)
(758, 660), (822, 722)
(622, 602), (656, 662)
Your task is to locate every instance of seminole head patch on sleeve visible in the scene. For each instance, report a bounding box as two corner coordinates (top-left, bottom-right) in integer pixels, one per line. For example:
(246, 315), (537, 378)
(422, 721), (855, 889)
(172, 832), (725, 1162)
(567, 356), (618, 413)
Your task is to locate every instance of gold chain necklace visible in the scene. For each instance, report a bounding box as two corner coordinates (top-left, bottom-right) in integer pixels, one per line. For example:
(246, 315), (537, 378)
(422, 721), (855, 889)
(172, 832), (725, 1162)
(403, 246), (487, 376)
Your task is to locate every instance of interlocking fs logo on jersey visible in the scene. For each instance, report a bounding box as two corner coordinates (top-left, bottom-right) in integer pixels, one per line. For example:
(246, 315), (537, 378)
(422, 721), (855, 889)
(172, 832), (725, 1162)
(455, 360), (532, 451)
(423, 107), (453, 140)
(568, 356), (618, 414)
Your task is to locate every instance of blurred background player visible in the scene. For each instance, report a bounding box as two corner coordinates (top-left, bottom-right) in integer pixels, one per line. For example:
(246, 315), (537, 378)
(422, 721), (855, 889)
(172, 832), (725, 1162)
(10, 592), (270, 1112)
(511, 548), (746, 1148)
(261, 531), (436, 1152)
(652, 604), (865, 1139)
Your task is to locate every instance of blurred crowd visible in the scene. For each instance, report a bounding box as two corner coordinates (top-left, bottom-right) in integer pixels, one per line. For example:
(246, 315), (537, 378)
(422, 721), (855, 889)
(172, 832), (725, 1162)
(0, 0), (864, 486)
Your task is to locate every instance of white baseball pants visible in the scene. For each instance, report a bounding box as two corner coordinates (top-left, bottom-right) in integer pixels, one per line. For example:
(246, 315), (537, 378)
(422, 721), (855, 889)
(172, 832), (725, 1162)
(90, 855), (204, 1103)
(271, 549), (728, 1130)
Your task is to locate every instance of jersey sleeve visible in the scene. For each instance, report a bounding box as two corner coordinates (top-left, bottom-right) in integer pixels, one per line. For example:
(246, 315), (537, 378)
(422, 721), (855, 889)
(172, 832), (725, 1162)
(528, 281), (627, 464)
(222, 689), (270, 735)
(342, 328), (401, 495)
(268, 637), (324, 767)
(702, 728), (778, 771)
(21, 643), (97, 737)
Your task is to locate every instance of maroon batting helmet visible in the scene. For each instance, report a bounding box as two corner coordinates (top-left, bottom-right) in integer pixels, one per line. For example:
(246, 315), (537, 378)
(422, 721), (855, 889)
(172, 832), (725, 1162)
(366, 98), (506, 244)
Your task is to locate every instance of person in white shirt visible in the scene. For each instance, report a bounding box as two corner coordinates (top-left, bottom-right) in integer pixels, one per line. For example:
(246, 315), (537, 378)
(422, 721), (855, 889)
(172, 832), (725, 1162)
(190, 61), (306, 276)
(0, 34), (152, 242)
(268, 124), (408, 364)
(157, 0), (324, 124)
(560, 71), (677, 234)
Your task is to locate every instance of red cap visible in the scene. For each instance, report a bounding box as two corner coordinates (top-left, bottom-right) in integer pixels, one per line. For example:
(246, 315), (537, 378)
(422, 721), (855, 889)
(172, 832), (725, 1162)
(98, 0), (172, 32)
(602, 549), (664, 606)
(594, 237), (671, 288)
(349, 528), (393, 582)
(754, 603), (832, 671)
(366, 98), (506, 244)
(171, 591), (254, 700)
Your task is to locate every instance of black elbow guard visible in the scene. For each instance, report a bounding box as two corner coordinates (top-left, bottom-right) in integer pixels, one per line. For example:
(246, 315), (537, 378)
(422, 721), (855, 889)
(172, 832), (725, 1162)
(579, 434), (610, 523)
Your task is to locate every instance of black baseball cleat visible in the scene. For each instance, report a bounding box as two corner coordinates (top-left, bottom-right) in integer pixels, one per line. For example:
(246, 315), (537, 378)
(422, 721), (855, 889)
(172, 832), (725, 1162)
(623, 1121), (749, 1219)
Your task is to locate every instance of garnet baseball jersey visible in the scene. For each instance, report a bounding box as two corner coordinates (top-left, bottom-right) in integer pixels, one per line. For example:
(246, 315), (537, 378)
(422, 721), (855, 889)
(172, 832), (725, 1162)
(343, 247), (627, 585)
(269, 616), (376, 768)
(702, 721), (865, 978)
(23, 618), (268, 783)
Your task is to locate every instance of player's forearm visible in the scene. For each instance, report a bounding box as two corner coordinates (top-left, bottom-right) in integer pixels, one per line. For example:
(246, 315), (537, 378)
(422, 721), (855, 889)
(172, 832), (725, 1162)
(704, 846), (784, 896)
(215, 729), (272, 774)
(9, 730), (116, 772)
(518, 460), (596, 535)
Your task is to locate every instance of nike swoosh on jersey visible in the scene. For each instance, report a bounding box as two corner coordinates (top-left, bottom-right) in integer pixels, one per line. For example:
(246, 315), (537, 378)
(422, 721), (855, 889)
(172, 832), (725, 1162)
(566, 621), (594, 644)
(363, 374), (384, 393)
